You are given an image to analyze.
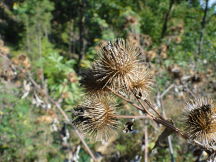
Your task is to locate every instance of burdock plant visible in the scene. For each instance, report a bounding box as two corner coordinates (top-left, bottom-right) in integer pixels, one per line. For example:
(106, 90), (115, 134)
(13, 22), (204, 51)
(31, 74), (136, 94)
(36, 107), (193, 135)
(73, 96), (118, 141)
(73, 38), (216, 158)
(183, 98), (216, 147)
(91, 38), (143, 91)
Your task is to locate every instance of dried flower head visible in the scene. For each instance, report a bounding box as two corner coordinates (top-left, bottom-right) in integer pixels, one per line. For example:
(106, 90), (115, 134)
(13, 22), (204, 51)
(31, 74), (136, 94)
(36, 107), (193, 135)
(130, 66), (153, 98)
(92, 39), (140, 90)
(80, 69), (109, 95)
(73, 96), (118, 141)
(183, 98), (216, 146)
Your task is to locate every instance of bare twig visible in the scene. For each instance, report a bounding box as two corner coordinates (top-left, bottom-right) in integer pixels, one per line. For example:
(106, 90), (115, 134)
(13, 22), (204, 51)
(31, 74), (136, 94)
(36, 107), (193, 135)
(108, 87), (187, 139)
(144, 122), (148, 162)
(114, 114), (150, 119)
(108, 87), (145, 112)
(168, 136), (175, 162)
(160, 84), (174, 99)
(156, 84), (175, 162)
(184, 86), (196, 98)
(129, 90), (156, 118)
(143, 99), (164, 119)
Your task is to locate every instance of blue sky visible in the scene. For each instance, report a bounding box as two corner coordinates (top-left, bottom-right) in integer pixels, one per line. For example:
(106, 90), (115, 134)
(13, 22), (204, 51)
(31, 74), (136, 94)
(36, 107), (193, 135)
(200, 0), (216, 9)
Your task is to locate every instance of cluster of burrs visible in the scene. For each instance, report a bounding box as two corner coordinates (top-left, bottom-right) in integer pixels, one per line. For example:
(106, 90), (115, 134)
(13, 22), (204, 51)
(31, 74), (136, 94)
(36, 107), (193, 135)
(183, 98), (216, 148)
(73, 39), (152, 141)
(73, 39), (216, 148)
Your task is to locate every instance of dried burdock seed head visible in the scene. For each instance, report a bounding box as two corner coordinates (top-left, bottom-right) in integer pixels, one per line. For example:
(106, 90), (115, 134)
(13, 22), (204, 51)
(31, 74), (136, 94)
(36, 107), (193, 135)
(73, 96), (118, 141)
(80, 69), (109, 95)
(92, 38), (140, 91)
(183, 98), (216, 146)
(130, 66), (153, 98)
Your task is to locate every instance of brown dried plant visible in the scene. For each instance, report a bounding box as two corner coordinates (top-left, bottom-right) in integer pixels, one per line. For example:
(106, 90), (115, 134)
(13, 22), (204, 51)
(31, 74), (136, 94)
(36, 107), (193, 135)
(92, 39), (141, 91)
(1, 37), (215, 160)
(73, 96), (118, 141)
(183, 98), (216, 147)
(80, 69), (110, 95)
(130, 66), (153, 98)
(75, 38), (216, 159)
(81, 39), (152, 97)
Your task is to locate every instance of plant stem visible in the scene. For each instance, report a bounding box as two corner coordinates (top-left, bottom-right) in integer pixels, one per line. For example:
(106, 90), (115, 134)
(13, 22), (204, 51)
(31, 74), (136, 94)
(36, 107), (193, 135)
(114, 114), (150, 119)
(143, 99), (164, 119)
(108, 87), (145, 112)
(109, 87), (187, 139)
(144, 121), (148, 162)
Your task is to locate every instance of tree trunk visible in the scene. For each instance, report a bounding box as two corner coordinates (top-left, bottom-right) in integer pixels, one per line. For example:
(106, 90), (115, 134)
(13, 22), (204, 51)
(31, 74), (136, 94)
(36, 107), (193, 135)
(198, 0), (209, 55)
(161, 0), (175, 39)
(77, 0), (87, 72)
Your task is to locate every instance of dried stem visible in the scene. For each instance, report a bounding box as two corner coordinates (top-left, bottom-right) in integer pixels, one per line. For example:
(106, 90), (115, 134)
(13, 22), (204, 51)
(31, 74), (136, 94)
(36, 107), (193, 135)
(135, 97), (155, 118)
(160, 84), (174, 99)
(114, 114), (150, 119)
(128, 89), (162, 119)
(109, 87), (187, 139)
(157, 84), (175, 162)
(107, 87), (145, 112)
(109, 87), (188, 139)
(143, 99), (164, 119)
(168, 136), (175, 162)
(154, 117), (187, 139)
(144, 121), (148, 162)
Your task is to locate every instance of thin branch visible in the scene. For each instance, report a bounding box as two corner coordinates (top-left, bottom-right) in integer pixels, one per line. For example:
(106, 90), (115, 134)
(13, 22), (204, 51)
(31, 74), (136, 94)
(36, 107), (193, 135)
(154, 117), (187, 139)
(129, 90), (156, 118)
(157, 84), (175, 162)
(134, 96), (155, 118)
(114, 114), (150, 119)
(108, 87), (187, 139)
(108, 87), (145, 112)
(168, 136), (175, 162)
(160, 84), (174, 99)
(143, 99), (164, 119)
(144, 122), (148, 162)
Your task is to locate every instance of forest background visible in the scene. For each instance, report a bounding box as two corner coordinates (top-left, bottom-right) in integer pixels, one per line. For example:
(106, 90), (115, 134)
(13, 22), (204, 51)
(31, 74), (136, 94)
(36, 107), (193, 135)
(0, 0), (216, 161)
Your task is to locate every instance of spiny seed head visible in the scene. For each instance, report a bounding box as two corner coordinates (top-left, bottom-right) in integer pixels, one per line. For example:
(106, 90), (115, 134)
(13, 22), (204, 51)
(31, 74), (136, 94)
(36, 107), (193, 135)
(92, 38), (140, 90)
(183, 98), (216, 146)
(130, 66), (153, 98)
(73, 96), (118, 141)
(80, 69), (109, 95)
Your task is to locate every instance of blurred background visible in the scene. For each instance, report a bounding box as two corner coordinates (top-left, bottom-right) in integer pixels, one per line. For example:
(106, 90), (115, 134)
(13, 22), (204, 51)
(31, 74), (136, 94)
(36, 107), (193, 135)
(0, 0), (216, 161)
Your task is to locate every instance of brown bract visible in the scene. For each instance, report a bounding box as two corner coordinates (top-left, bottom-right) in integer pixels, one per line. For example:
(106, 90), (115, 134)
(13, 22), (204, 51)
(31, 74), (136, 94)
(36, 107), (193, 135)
(130, 66), (153, 98)
(183, 98), (216, 146)
(73, 96), (118, 141)
(80, 69), (110, 95)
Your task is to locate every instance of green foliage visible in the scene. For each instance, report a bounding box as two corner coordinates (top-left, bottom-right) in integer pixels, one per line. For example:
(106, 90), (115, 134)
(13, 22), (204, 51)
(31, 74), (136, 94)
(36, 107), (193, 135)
(41, 51), (82, 106)
(78, 149), (91, 162)
(13, 0), (54, 59)
(0, 85), (63, 161)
